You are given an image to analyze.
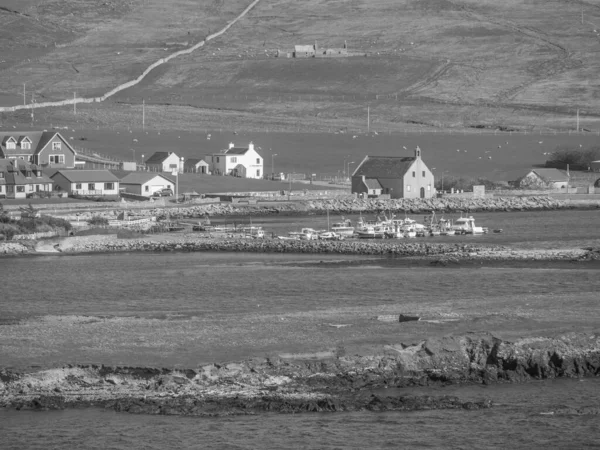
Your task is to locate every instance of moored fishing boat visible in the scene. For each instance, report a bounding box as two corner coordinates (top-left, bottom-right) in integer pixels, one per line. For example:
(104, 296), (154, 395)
(289, 228), (318, 240)
(452, 215), (488, 235)
(331, 219), (355, 237)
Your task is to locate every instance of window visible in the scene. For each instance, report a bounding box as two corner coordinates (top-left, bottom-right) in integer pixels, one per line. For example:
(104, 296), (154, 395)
(422, 171), (425, 177)
(28, 185), (34, 191)
(256, 169), (260, 177)
(36, 171), (41, 177)
(49, 155), (65, 164)
(52, 141), (61, 151)
(6, 141), (15, 150)
(0, 172), (4, 179)
(27, 156), (32, 162)
(21, 142), (31, 150)
(406, 185), (411, 192)
(105, 182), (114, 190)
(8, 186), (14, 193)
(256, 158), (260, 164)
(230, 157), (237, 163)
(26, 171), (32, 177)
(216, 157), (220, 163)
(16, 186), (25, 193)
(427, 185), (431, 191)
(412, 171), (416, 178)
(88, 183), (95, 190)
(145, 185), (149, 192)
(75, 183), (82, 190)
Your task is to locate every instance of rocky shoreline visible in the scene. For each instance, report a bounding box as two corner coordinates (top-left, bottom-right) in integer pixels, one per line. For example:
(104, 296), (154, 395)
(2, 234), (599, 262)
(1, 332), (598, 416)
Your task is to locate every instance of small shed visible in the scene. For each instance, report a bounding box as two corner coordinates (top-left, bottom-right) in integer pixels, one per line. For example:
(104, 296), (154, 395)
(184, 158), (210, 174)
(119, 172), (175, 196)
(515, 168), (570, 189)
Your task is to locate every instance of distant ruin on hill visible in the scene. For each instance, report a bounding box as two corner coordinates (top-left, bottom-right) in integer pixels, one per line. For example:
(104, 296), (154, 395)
(276, 41), (356, 58)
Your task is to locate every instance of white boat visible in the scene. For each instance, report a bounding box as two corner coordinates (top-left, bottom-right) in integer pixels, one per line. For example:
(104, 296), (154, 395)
(239, 226), (265, 239)
(355, 215), (387, 239)
(331, 219), (355, 237)
(289, 228), (318, 240)
(452, 216), (488, 235)
(317, 231), (343, 240)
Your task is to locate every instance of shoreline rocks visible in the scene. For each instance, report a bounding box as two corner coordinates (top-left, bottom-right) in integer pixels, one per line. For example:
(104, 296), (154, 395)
(1, 332), (598, 416)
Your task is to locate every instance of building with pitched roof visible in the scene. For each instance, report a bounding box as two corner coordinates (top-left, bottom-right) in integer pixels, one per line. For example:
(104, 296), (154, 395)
(144, 152), (183, 173)
(207, 142), (263, 179)
(119, 172), (175, 196)
(51, 170), (119, 196)
(0, 131), (77, 168)
(513, 168), (570, 189)
(0, 160), (54, 199)
(351, 147), (434, 199)
(184, 158), (210, 174)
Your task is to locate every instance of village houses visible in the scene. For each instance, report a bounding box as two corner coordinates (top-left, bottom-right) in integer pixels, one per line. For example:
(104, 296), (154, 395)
(351, 147), (435, 199)
(513, 168), (570, 189)
(0, 160), (54, 199)
(0, 131), (77, 168)
(207, 142), (263, 179)
(51, 170), (120, 197)
(144, 152), (184, 173)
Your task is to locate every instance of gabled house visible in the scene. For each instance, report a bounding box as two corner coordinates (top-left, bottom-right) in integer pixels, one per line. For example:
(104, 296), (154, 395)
(351, 147), (434, 199)
(184, 158), (210, 174)
(513, 168), (570, 189)
(51, 170), (119, 197)
(0, 131), (77, 168)
(0, 160), (53, 199)
(119, 172), (175, 197)
(144, 152), (183, 173)
(207, 142), (263, 179)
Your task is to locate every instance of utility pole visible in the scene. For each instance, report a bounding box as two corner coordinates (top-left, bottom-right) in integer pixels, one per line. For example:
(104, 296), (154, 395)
(367, 105), (370, 133)
(577, 109), (580, 132)
(74, 92), (76, 115)
(31, 93), (35, 123)
(142, 99), (145, 130)
(23, 83), (26, 106)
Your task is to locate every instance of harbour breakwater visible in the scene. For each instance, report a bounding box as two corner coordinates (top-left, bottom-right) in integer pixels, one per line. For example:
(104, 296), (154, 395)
(2, 332), (598, 416)
(58, 195), (598, 223)
(2, 235), (599, 261)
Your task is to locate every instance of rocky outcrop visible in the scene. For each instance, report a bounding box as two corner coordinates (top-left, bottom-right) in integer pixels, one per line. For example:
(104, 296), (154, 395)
(1, 332), (598, 416)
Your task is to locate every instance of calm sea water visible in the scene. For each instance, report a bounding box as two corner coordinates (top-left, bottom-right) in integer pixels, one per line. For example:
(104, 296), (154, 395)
(2, 378), (600, 449)
(1, 209), (600, 448)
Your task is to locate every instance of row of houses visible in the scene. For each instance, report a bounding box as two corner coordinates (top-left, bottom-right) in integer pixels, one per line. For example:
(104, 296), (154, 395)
(0, 160), (175, 199)
(144, 142), (264, 179)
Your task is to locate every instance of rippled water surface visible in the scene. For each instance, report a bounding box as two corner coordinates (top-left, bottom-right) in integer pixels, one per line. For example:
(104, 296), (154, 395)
(3, 378), (600, 449)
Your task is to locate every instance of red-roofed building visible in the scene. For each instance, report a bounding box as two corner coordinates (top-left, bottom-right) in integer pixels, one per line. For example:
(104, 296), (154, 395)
(351, 147), (434, 199)
(207, 142), (263, 179)
(0, 131), (77, 169)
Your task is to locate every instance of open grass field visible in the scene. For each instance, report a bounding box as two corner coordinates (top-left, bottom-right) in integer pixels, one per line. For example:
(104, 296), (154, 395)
(1, 0), (600, 132)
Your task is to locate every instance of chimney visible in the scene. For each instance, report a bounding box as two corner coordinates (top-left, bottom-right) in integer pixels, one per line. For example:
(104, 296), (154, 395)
(415, 146), (421, 159)
(314, 40), (318, 52)
(344, 40), (347, 49)
(567, 163), (570, 177)
(248, 141), (254, 151)
(228, 142), (234, 149)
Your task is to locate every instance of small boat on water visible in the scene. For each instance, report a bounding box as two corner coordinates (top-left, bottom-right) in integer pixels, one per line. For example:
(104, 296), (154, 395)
(289, 228), (318, 240)
(452, 215), (489, 235)
(317, 231), (343, 240)
(331, 219), (355, 237)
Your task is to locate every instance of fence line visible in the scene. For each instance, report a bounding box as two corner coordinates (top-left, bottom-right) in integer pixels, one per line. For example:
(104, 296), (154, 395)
(0, 0), (262, 113)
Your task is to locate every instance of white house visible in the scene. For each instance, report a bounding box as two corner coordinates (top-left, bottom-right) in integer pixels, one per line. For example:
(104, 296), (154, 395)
(119, 172), (175, 196)
(207, 142), (263, 179)
(51, 170), (120, 196)
(144, 152), (183, 173)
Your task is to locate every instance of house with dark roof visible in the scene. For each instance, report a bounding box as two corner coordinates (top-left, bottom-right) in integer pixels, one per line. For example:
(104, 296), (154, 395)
(144, 152), (183, 173)
(207, 142), (263, 179)
(513, 168), (570, 189)
(0, 160), (54, 199)
(51, 170), (119, 196)
(119, 172), (175, 196)
(351, 147), (434, 199)
(184, 158), (210, 174)
(0, 131), (77, 169)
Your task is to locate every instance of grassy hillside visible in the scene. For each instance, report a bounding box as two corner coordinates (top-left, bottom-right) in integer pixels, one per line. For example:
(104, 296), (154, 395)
(1, 0), (600, 131)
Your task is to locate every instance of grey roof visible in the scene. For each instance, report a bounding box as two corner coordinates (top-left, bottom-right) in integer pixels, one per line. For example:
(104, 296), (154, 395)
(52, 170), (119, 182)
(295, 45), (315, 53)
(353, 156), (416, 178)
(119, 172), (174, 184)
(0, 160), (53, 185)
(184, 158), (208, 166)
(530, 168), (569, 182)
(0, 131), (73, 157)
(145, 152), (178, 165)
(225, 147), (250, 155)
(363, 178), (382, 190)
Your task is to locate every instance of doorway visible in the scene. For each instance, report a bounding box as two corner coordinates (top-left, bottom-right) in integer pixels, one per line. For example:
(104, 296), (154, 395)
(420, 187), (425, 198)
